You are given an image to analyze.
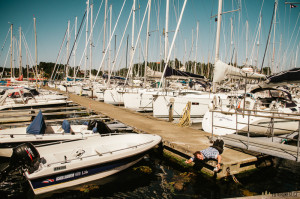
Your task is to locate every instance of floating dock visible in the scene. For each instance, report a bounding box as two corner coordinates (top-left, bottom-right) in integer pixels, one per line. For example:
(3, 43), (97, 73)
(46, 87), (272, 178)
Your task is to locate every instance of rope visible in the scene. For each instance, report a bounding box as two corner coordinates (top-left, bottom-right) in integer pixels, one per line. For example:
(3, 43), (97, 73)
(177, 101), (191, 127)
(226, 167), (242, 185)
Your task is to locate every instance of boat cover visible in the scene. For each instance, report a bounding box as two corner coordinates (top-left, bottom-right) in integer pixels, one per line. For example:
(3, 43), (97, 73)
(266, 68), (300, 84)
(213, 60), (265, 82)
(26, 110), (46, 134)
(164, 66), (204, 79)
(62, 120), (70, 133)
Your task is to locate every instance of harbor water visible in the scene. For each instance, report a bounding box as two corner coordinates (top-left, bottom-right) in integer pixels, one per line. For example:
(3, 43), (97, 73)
(1, 150), (300, 199)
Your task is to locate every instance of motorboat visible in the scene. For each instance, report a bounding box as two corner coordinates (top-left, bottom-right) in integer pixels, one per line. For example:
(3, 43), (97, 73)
(4, 133), (161, 195)
(0, 88), (68, 110)
(202, 87), (300, 136)
(0, 111), (111, 157)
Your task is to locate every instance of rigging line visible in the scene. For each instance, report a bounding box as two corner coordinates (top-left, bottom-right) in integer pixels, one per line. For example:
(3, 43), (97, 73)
(288, 3), (291, 42)
(74, 18), (87, 76)
(94, 0), (127, 80)
(249, 0), (265, 62)
(243, 0), (249, 21)
(286, 26), (300, 66)
(50, 27), (68, 81)
(124, 1), (150, 85)
(21, 33), (36, 76)
(75, 0), (104, 76)
(283, 1), (287, 45)
(0, 28), (10, 56)
(65, 10), (87, 78)
(159, 0), (188, 88)
(282, 12), (300, 63)
(24, 20), (33, 37)
(0, 41), (11, 79)
(261, 1), (277, 71)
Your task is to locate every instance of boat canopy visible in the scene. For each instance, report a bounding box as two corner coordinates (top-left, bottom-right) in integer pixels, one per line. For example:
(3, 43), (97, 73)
(26, 110), (46, 135)
(102, 74), (126, 80)
(250, 86), (292, 101)
(164, 66), (204, 79)
(266, 68), (300, 84)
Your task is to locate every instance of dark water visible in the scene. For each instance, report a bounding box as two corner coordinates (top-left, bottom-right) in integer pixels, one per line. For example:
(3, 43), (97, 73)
(1, 149), (300, 199)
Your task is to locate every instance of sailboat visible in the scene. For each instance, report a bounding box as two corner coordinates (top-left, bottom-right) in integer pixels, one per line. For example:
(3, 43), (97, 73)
(201, 0), (300, 136)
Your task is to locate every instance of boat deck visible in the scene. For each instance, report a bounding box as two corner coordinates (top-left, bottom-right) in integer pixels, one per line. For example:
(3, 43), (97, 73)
(45, 87), (271, 178)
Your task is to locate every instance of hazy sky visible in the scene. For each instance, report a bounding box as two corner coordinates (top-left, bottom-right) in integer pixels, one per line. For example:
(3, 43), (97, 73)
(0, 0), (299, 74)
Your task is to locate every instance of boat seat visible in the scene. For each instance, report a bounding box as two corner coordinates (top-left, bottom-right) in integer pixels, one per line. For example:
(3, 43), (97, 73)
(45, 126), (55, 134)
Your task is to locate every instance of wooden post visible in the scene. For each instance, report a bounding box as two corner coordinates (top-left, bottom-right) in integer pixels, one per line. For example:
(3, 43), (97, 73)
(169, 98), (174, 122)
(297, 120), (300, 161)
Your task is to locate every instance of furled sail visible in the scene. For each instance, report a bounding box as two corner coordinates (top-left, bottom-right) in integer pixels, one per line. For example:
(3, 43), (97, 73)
(146, 66), (163, 78)
(213, 60), (266, 83)
(164, 66), (204, 79)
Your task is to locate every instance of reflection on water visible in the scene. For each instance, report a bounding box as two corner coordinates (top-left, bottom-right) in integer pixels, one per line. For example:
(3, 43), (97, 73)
(1, 150), (300, 199)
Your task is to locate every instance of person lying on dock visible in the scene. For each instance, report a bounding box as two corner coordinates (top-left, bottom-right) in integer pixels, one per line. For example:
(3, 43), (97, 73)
(185, 138), (224, 172)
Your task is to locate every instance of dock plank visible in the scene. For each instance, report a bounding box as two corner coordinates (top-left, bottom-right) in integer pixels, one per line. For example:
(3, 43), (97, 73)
(45, 87), (270, 178)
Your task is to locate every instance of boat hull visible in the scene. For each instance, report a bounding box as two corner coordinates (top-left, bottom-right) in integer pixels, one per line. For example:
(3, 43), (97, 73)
(28, 154), (143, 195)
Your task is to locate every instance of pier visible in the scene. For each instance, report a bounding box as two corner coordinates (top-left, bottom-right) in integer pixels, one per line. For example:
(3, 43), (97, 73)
(45, 87), (272, 178)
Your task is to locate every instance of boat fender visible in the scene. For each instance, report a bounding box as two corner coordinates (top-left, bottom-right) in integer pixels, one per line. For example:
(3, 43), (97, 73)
(92, 127), (97, 133)
(208, 101), (215, 111)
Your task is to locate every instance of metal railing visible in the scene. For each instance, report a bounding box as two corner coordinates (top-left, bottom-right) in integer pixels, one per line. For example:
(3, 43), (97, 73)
(210, 108), (300, 161)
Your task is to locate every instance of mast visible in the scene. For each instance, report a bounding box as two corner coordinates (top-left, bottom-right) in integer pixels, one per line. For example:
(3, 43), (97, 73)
(144, 0), (151, 86)
(295, 43), (299, 68)
(103, 0), (107, 75)
(271, 0), (278, 75)
(66, 20), (70, 78)
(276, 34), (282, 72)
(90, 2), (93, 79)
(13, 36), (15, 78)
(34, 17), (38, 86)
(84, 0), (89, 79)
(194, 21), (199, 74)
(108, 4), (112, 80)
(159, 0), (188, 87)
(19, 26), (22, 77)
(130, 0), (136, 79)
(230, 17), (233, 65)
(114, 34), (116, 76)
(10, 24), (13, 79)
(245, 20), (248, 65)
(212, 0), (223, 92)
(261, 0), (277, 72)
(214, 0), (223, 63)
(126, 34), (129, 70)
(74, 16), (77, 81)
(255, 15), (262, 69)
(164, 0), (169, 62)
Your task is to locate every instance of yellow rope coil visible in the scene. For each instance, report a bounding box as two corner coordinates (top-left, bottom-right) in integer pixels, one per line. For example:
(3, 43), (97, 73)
(178, 101), (191, 127)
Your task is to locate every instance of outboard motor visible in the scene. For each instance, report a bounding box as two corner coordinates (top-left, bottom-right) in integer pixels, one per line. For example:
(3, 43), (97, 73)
(1, 143), (40, 180)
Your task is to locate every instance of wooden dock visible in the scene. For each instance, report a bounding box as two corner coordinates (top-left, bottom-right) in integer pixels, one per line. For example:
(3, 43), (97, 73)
(46, 87), (272, 178)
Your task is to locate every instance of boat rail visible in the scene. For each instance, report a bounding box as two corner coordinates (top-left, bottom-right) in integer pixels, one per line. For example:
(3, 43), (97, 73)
(210, 109), (300, 162)
(45, 138), (155, 167)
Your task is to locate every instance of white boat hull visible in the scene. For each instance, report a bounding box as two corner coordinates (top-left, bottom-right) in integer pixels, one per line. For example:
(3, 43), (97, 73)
(202, 110), (299, 136)
(24, 133), (161, 195)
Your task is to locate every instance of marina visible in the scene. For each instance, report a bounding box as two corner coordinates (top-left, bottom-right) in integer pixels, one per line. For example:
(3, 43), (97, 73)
(0, 0), (300, 198)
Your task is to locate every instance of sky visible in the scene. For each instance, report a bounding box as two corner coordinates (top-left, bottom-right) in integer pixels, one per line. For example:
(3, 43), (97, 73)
(0, 0), (299, 75)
